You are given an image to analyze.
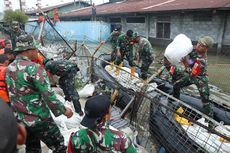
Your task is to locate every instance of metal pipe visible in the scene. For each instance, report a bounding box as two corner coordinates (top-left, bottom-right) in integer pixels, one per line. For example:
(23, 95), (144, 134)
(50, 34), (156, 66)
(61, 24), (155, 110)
(36, 5), (76, 54)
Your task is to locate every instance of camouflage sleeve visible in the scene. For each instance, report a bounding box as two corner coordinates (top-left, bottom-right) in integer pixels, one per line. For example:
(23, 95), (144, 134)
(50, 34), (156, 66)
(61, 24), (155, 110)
(31, 64), (66, 116)
(70, 129), (93, 152)
(116, 35), (122, 49)
(123, 134), (138, 153)
(199, 58), (207, 76)
(109, 32), (114, 42)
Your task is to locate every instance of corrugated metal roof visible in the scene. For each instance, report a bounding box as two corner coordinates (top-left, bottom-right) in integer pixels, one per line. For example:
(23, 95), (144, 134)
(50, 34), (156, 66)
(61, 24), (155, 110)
(62, 0), (230, 17)
(26, 1), (89, 15)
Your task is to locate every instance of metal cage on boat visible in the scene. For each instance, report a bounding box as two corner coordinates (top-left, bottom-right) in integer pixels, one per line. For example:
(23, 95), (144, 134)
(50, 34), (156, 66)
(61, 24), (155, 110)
(88, 50), (230, 153)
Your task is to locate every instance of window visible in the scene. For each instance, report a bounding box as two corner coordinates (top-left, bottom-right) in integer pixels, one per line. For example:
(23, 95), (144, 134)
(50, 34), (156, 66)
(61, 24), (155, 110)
(110, 17), (121, 23)
(156, 16), (170, 39)
(126, 17), (145, 23)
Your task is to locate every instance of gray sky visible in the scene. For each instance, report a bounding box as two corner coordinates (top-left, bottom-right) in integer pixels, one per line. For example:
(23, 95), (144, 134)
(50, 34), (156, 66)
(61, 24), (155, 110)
(0, 0), (109, 12)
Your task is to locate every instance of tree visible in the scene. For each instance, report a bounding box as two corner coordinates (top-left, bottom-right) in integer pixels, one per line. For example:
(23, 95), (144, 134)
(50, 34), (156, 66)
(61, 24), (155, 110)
(3, 10), (28, 25)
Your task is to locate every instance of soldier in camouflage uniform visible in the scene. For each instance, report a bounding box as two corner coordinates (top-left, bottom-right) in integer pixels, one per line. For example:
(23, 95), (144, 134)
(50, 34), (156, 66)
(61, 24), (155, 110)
(68, 95), (138, 153)
(134, 35), (155, 80)
(163, 56), (186, 82)
(43, 59), (84, 116)
(115, 30), (136, 78)
(10, 21), (26, 50)
(109, 25), (124, 62)
(116, 29), (135, 67)
(6, 34), (73, 153)
(172, 36), (214, 119)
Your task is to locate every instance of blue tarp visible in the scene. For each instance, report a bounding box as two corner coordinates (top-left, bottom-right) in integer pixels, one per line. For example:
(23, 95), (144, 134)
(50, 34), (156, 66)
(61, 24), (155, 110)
(25, 21), (111, 42)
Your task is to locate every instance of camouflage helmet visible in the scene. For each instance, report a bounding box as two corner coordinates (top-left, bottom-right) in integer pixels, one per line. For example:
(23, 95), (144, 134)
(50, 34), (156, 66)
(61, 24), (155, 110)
(12, 21), (20, 29)
(14, 34), (36, 52)
(198, 36), (214, 48)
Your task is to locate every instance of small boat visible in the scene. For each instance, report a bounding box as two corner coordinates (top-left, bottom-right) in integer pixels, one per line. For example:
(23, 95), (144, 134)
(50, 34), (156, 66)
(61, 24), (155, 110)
(93, 53), (230, 153)
(94, 53), (230, 125)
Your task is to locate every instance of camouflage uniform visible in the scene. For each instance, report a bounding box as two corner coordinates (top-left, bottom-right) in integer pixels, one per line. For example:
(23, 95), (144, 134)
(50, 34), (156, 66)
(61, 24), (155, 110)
(109, 31), (124, 61)
(115, 33), (135, 67)
(173, 50), (213, 117)
(164, 63), (186, 82)
(69, 122), (137, 153)
(137, 37), (154, 79)
(11, 28), (26, 50)
(6, 55), (67, 153)
(43, 59), (83, 114)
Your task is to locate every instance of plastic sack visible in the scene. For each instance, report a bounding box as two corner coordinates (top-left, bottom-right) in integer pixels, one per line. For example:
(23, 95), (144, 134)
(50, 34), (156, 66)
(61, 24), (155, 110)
(78, 84), (95, 98)
(164, 34), (193, 65)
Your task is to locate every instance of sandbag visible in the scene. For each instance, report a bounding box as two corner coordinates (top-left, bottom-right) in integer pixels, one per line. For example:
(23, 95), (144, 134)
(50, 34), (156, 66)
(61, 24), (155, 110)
(164, 34), (193, 65)
(78, 84), (95, 98)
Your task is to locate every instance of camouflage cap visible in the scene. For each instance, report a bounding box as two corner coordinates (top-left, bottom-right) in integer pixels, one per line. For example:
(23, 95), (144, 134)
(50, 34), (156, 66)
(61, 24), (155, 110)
(14, 34), (36, 52)
(198, 36), (214, 48)
(12, 21), (19, 29)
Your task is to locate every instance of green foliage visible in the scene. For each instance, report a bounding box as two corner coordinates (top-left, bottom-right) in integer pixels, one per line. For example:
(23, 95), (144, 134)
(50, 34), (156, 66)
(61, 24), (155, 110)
(3, 10), (28, 24)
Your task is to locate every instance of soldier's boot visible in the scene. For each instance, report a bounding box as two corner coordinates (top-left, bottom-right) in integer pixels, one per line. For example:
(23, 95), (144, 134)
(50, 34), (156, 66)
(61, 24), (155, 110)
(115, 63), (123, 76)
(203, 103), (215, 129)
(108, 61), (115, 71)
(130, 67), (135, 80)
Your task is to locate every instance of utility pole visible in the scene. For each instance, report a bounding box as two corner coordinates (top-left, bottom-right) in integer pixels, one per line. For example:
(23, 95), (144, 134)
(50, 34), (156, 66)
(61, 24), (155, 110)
(19, 0), (22, 11)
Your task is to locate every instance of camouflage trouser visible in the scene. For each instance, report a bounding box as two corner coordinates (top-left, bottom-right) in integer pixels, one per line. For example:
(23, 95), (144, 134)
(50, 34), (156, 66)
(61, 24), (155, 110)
(115, 50), (135, 67)
(25, 118), (66, 153)
(173, 75), (213, 117)
(140, 55), (154, 79)
(111, 46), (117, 62)
(59, 68), (82, 113)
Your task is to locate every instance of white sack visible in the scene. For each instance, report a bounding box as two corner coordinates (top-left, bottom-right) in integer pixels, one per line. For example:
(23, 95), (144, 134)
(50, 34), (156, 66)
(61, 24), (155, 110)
(164, 34), (193, 65)
(78, 84), (95, 98)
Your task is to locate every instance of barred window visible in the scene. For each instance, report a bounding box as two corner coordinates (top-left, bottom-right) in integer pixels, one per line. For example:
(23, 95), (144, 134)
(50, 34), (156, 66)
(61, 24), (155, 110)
(126, 17), (145, 23)
(156, 16), (170, 39)
(110, 17), (121, 23)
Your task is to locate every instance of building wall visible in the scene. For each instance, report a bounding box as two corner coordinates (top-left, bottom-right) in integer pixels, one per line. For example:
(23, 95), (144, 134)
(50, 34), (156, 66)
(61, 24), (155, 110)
(149, 16), (157, 38)
(146, 12), (230, 53)
(170, 14), (222, 42)
(25, 21), (111, 42)
(223, 14), (230, 45)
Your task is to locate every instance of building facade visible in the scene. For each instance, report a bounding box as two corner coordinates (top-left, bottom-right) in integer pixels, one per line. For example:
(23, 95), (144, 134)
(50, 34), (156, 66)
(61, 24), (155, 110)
(61, 0), (230, 54)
